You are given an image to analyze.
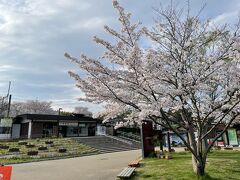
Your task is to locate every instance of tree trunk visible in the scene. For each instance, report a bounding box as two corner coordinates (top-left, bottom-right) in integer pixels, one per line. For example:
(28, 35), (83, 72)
(202, 126), (208, 152)
(192, 155), (205, 176)
(188, 126), (206, 176)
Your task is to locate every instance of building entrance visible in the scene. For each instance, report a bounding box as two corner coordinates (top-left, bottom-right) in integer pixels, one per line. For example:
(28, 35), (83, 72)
(88, 126), (95, 136)
(59, 126), (67, 137)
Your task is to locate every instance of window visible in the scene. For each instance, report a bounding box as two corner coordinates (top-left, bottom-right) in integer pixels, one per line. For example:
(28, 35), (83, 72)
(66, 126), (79, 137)
(0, 127), (11, 134)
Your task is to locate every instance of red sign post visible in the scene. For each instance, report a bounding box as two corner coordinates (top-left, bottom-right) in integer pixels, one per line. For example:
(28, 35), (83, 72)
(0, 166), (12, 180)
(141, 120), (155, 158)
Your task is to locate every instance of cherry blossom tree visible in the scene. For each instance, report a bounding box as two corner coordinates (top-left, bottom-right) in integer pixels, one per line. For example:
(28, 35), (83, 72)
(0, 82), (12, 117)
(10, 100), (56, 116)
(0, 96), (8, 117)
(66, 1), (240, 176)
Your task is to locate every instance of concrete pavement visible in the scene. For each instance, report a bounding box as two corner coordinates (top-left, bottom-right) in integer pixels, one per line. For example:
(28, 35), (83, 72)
(12, 150), (141, 180)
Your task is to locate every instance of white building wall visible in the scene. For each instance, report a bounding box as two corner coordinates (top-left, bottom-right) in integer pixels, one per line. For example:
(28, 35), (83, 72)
(96, 124), (106, 135)
(12, 124), (21, 139)
(0, 134), (11, 139)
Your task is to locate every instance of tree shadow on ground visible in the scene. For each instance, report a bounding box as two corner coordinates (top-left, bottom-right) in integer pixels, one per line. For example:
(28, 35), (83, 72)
(199, 173), (221, 180)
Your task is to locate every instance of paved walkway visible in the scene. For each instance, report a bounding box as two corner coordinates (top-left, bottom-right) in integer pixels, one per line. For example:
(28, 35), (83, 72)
(12, 150), (141, 180)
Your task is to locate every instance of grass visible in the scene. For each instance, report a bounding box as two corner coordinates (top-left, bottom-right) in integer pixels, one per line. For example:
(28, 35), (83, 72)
(132, 150), (240, 180)
(0, 138), (98, 164)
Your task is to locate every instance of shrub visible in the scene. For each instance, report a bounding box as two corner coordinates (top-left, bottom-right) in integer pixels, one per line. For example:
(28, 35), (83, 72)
(214, 146), (221, 150)
(27, 151), (38, 156)
(58, 148), (67, 153)
(170, 148), (175, 152)
(0, 144), (9, 149)
(38, 146), (48, 151)
(147, 152), (156, 158)
(18, 141), (28, 145)
(160, 154), (165, 159)
(25, 144), (35, 148)
(155, 150), (164, 158)
(9, 148), (20, 152)
(45, 141), (54, 145)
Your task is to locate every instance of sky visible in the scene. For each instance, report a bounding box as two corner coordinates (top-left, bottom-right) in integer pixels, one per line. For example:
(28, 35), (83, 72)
(0, 0), (239, 114)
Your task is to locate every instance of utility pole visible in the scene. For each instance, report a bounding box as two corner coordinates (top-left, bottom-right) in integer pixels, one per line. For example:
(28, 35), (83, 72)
(7, 81), (11, 97)
(6, 81), (11, 118)
(7, 94), (12, 118)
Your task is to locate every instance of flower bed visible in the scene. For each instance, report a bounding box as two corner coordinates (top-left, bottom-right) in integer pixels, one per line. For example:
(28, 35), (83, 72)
(0, 138), (98, 164)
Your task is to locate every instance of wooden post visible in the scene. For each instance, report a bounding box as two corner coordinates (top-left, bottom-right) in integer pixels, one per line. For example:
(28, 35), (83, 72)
(57, 120), (59, 138)
(142, 120), (155, 158)
(167, 131), (171, 152)
(57, 108), (62, 138)
(159, 132), (164, 152)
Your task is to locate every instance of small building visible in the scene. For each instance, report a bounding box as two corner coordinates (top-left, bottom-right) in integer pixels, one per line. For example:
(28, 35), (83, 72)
(11, 114), (102, 139)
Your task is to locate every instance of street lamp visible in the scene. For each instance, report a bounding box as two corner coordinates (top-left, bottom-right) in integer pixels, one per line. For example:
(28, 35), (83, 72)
(57, 108), (62, 137)
(58, 108), (62, 115)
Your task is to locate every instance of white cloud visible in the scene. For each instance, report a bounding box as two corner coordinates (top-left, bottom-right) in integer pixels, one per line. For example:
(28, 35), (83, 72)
(210, 11), (239, 26)
(25, 83), (74, 88)
(0, 65), (22, 72)
(71, 17), (111, 30)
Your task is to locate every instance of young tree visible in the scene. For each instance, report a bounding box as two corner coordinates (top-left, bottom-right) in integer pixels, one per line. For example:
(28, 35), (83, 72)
(73, 106), (93, 117)
(66, 1), (240, 176)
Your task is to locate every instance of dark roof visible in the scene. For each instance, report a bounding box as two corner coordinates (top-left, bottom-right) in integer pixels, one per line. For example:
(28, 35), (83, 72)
(13, 113), (101, 123)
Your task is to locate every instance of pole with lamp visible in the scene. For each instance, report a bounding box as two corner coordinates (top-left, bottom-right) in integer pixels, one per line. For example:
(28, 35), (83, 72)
(57, 108), (62, 138)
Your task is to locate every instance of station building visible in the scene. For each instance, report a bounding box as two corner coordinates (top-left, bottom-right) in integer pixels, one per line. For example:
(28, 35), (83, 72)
(11, 114), (103, 139)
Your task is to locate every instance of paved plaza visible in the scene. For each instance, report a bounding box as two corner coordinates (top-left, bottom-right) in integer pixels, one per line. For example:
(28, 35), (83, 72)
(12, 150), (141, 180)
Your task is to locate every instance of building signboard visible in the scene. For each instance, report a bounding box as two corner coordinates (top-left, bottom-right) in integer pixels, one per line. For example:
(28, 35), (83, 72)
(59, 122), (78, 126)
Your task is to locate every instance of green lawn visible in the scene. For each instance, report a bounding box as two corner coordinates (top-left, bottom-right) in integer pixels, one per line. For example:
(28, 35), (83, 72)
(132, 150), (240, 180)
(0, 138), (97, 164)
